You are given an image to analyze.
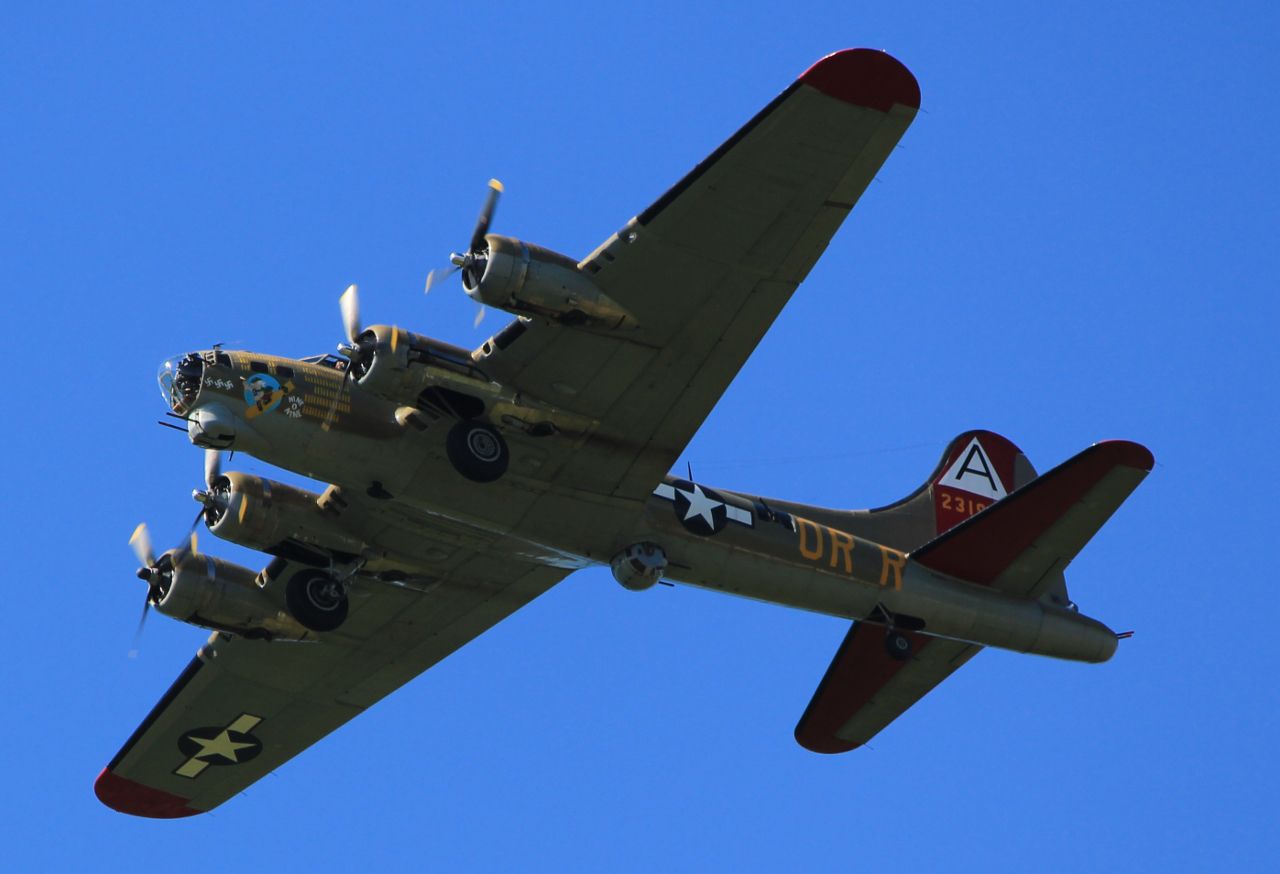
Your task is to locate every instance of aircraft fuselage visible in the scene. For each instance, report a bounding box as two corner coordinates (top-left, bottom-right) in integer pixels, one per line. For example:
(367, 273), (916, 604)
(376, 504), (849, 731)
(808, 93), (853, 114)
(161, 347), (1118, 663)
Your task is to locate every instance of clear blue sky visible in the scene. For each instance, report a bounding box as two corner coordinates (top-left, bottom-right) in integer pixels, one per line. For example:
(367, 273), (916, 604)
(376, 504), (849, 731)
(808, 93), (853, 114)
(3, 2), (1276, 870)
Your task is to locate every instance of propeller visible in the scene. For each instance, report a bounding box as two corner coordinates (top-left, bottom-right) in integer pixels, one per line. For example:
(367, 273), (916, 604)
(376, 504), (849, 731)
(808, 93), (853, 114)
(191, 448), (229, 528)
(129, 522), (155, 569)
(324, 284), (369, 431)
(127, 523), (197, 657)
(425, 178), (503, 328)
(339, 283), (361, 352)
(204, 446), (222, 490)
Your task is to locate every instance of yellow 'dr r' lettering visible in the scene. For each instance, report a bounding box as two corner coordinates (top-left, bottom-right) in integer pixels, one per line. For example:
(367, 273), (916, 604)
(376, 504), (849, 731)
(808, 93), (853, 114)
(878, 545), (906, 590)
(796, 517), (824, 561)
(828, 529), (854, 574)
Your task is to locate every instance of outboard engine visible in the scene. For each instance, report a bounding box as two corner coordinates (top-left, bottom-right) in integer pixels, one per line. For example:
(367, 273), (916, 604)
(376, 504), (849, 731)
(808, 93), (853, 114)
(464, 235), (637, 329)
(154, 552), (313, 640)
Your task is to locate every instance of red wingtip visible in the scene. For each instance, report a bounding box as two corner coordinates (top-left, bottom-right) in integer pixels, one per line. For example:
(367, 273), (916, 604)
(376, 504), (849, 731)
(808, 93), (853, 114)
(94, 768), (201, 819)
(1095, 440), (1155, 472)
(798, 48), (920, 112)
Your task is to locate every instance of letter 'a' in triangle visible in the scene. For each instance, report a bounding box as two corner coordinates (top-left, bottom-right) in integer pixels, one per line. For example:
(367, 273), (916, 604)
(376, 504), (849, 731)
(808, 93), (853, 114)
(938, 437), (1008, 500)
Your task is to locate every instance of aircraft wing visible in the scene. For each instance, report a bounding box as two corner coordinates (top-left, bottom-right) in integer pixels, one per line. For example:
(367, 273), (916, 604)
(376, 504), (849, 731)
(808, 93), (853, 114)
(97, 548), (569, 817)
(477, 49), (919, 500)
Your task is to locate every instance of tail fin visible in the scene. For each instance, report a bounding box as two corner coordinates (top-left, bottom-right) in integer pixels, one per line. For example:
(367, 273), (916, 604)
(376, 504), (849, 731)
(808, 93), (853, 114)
(910, 440), (1154, 597)
(771, 430), (1040, 552)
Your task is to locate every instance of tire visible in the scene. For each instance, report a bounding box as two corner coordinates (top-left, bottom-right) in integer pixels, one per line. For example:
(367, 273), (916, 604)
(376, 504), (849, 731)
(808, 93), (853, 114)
(286, 570), (349, 632)
(446, 421), (509, 483)
(884, 630), (913, 661)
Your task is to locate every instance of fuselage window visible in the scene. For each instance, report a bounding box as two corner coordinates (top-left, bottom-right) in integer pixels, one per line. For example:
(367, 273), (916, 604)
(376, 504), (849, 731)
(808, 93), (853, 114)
(249, 360), (269, 374)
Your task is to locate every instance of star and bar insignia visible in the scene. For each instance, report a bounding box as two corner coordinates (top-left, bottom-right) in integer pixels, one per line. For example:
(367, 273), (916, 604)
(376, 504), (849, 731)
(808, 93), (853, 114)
(653, 480), (754, 536)
(174, 713), (264, 779)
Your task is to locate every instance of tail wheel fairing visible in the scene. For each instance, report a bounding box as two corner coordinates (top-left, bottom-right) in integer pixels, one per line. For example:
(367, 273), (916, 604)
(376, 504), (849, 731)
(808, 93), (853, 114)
(884, 630), (913, 661)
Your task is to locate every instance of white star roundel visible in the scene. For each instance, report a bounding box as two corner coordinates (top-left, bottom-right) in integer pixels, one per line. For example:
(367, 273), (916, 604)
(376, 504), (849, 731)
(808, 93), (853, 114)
(677, 482), (724, 533)
(653, 480), (753, 536)
(174, 713), (264, 779)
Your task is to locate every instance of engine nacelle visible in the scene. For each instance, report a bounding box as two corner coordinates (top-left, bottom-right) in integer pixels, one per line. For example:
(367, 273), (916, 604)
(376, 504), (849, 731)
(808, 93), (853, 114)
(611, 542), (668, 591)
(204, 472), (366, 563)
(156, 553), (312, 640)
(465, 235), (637, 329)
(348, 324), (501, 412)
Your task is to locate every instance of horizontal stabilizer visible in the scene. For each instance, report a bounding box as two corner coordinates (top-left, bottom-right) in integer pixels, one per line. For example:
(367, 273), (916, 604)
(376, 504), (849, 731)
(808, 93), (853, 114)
(910, 440), (1154, 595)
(795, 624), (978, 753)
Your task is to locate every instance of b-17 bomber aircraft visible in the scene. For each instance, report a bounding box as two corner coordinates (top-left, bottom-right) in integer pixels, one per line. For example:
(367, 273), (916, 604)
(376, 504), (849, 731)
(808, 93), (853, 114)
(97, 49), (1152, 818)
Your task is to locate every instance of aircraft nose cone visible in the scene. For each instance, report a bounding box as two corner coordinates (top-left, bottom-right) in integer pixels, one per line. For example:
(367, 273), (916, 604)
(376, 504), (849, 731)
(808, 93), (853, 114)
(158, 352), (205, 413)
(157, 358), (177, 407)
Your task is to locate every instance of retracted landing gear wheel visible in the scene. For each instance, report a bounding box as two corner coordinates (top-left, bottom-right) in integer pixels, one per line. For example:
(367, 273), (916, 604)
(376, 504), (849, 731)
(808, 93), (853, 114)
(884, 630), (913, 661)
(446, 421), (509, 483)
(286, 570), (349, 632)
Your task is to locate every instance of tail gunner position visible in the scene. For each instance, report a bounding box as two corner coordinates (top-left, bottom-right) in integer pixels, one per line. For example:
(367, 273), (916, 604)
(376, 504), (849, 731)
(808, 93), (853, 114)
(98, 49), (1152, 818)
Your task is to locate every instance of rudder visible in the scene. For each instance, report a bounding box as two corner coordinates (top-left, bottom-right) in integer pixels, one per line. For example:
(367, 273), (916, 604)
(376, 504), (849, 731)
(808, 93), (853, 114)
(766, 430), (1040, 552)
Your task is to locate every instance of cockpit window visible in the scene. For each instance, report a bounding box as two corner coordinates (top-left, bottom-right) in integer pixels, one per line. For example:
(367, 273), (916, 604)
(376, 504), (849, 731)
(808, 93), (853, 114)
(300, 354), (348, 371)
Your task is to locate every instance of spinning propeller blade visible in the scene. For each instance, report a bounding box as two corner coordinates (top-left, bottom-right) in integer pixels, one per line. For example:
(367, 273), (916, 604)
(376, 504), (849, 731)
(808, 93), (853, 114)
(424, 179), (503, 327)
(424, 266), (459, 295)
(469, 178), (503, 253)
(128, 600), (150, 659)
(339, 283), (361, 346)
(325, 284), (364, 431)
(129, 523), (154, 569)
(192, 449), (229, 530)
(204, 448), (222, 490)
(128, 521), (184, 657)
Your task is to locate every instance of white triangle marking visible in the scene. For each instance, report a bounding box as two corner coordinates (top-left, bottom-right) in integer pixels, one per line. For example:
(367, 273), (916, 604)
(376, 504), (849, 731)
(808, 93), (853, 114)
(938, 437), (1007, 500)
